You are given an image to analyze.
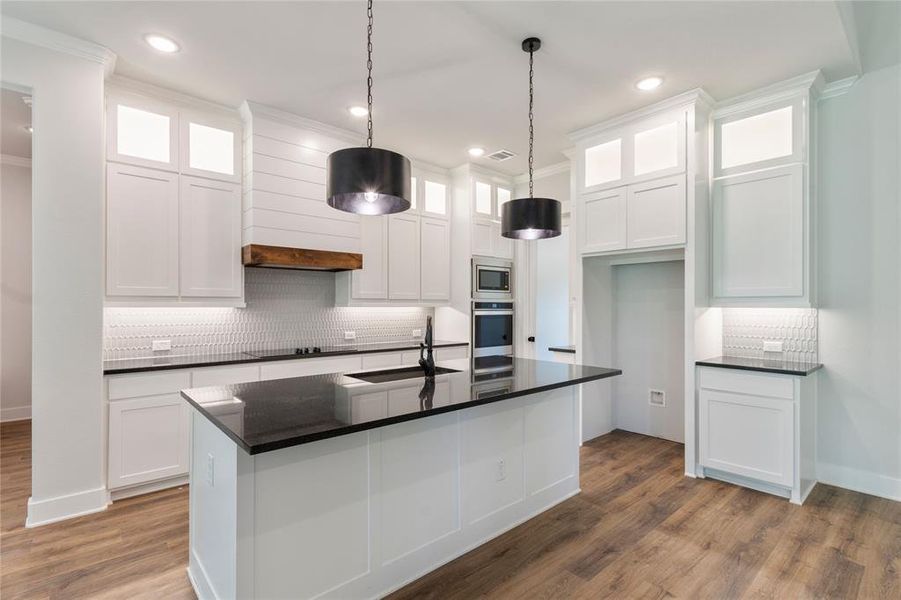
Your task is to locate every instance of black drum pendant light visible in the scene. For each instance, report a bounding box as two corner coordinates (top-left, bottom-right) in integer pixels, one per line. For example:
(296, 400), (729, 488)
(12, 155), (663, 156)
(327, 0), (411, 215)
(501, 37), (562, 240)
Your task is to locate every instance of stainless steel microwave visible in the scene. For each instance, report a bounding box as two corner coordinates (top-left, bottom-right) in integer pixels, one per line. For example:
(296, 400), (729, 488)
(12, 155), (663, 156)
(472, 258), (513, 300)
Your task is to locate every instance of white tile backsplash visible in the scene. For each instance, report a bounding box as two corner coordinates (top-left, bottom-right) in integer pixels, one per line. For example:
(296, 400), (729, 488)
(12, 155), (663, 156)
(103, 268), (432, 359)
(722, 307), (818, 362)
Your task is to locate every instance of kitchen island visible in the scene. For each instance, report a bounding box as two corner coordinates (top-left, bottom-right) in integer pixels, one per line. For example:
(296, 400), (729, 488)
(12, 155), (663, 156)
(182, 358), (621, 600)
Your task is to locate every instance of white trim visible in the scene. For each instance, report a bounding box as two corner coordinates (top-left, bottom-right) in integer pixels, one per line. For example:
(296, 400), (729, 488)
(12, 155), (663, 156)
(26, 486), (110, 527)
(714, 71), (825, 118)
(819, 76), (859, 101)
(240, 101), (362, 145)
(568, 88), (714, 142)
(513, 161), (569, 184)
(0, 17), (116, 77)
(0, 154), (31, 168)
(410, 158), (450, 178)
(817, 461), (901, 502)
(0, 406), (31, 421)
(835, 1), (864, 76)
(108, 75), (240, 120)
(188, 550), (217, 600)
(109, 474), (189, 501)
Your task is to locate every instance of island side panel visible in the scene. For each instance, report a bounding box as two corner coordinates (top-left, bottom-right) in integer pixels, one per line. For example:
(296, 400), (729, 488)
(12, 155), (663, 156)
(247, 386), (579, 600)
(188, 408), (255, 600)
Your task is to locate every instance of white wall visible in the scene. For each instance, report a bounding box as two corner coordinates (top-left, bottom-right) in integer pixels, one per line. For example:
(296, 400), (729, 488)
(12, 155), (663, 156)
(612, 261), (685, 443)
(581, 256), (615, 441)
(816, 64), (901, 500)
(1, 33), (109, 526)
(0, 160), (32, 421)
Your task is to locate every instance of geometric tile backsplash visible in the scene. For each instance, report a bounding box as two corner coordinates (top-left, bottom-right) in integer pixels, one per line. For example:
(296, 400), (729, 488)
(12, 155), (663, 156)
(721, 307), (818, 362)
(103, 268), (433, 360)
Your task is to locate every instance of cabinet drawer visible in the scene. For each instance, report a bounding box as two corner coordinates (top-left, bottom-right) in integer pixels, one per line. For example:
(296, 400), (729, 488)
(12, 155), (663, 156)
(361, 352), (404, 370)
(191, 364), (260, 388)
(698, 367), (794, 400)
(108, 370), (191, 400)
(259, 356), (363, 380)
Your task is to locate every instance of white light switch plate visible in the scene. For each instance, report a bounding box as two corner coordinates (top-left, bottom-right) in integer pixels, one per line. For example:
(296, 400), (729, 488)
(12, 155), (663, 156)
(151, 339), (172, 352)
(763, 340), (784, 353)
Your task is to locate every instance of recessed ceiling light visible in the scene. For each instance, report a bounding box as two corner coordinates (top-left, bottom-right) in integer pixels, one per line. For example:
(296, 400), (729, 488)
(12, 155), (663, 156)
(468, 147), (485, 157)
(348, 106), (368, 117)
(144, 34), (180, 54)
(24, 125), (33, 134)
(636, 76), (664, 91)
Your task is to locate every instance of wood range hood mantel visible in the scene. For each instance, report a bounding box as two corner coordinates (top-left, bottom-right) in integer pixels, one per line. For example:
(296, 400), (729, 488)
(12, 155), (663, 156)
(242, 244), (362, 271)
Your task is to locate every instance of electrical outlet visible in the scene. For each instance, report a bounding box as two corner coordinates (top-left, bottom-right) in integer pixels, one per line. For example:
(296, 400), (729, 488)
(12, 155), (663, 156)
(206, 453), (215, 487)
(649, 389), (666, 407)
(344, 331), (356, 341)
(413, 328), (422, 338)
(496, 459), (506, 482)
(151, 339), (172, 352)
(763, 340), (784, 353)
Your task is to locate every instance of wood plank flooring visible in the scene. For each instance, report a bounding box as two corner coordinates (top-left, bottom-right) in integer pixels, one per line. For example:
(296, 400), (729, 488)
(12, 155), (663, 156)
(2, 421), (898, 599)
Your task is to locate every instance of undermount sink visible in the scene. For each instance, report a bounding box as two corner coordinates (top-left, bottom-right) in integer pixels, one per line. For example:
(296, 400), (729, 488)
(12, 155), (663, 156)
(346, 366), (460, 384)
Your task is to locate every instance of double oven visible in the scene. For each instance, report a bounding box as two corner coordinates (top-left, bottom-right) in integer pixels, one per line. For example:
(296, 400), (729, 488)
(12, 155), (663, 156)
(471, 258), (514, 366)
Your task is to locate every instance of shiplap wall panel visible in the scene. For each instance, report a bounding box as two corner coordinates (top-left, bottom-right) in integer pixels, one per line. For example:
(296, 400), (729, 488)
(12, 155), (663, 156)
(244, 209), (359, 239)
(248, 190), (356, 222)
(242, 226), (360, 253)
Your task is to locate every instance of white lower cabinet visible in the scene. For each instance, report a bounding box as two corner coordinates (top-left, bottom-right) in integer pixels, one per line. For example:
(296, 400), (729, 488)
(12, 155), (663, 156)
(697, 366), (816, 504)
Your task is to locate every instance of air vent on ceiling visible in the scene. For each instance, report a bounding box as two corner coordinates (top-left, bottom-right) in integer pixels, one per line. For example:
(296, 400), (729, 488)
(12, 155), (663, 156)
(486, 149), (516, 162)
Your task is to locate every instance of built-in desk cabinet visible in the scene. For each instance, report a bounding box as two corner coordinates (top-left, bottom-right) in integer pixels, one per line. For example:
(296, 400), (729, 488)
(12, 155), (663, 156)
(105, 90), (243, 305)
(573, 106), (691, 256)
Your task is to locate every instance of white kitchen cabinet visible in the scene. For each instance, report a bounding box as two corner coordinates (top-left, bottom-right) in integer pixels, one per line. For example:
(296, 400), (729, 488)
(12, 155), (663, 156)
(106, 163), (180, 297)
(351, 216), (389, 300)
(712, 164), (804, 301)
(714, 98), (803, 178)
(583, 136), (623, 191)
(420, 217), (450, 300)
(471, 219), (494, 256)
(179, 176), (242, 298)
(388, 214), (422, 300)
(698, 366), (816, 504)
(626, 174), (686, 248)
(581, 187), (627, 253)
(107, 93), (179, 171)
(491, 221), (514, 260)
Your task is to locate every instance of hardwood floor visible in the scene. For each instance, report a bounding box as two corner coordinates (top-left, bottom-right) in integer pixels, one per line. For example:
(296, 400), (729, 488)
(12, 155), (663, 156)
(2, 422), (898, 599)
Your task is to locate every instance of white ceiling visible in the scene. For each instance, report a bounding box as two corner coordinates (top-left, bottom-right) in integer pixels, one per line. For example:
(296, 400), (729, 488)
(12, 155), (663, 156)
(1, 88), (32, 159)
(1, 1), (859, 174)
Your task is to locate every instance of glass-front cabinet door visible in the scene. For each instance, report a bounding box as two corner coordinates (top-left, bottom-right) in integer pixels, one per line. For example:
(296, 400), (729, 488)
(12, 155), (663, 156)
(108, 93), (179, 171)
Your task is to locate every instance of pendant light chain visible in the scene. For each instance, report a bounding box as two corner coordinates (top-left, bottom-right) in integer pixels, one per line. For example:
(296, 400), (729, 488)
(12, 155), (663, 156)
(366, 0), (374, 148)
(528, 47), (534, 198)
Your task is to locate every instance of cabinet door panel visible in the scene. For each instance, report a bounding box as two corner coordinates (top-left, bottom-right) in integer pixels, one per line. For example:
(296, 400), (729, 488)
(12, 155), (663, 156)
(583, 137), (623, 190)
(179, 176), (242, 297)
(472, 219), (493, 257)
(388, 214), (421, 300)
(492, 221), (514, 260)
(699, 389), (794, 486)
(626, 174), (686, 248)
(420, 217), (450, 301)
(107, 164), (179, 297)
(107, 94), (178, 171)
(713, 165), (803, 298)
(352, 216), (389, 299)
(108, 394), (189, 489)
(581, 188), (627, 253)
(633, 118), (685, 179)
(180, 113), (241, 183)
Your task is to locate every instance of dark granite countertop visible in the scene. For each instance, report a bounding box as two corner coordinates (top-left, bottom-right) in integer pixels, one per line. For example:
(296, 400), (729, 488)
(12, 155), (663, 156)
(548, 345), (576, 354)
(103, 340), (469, 375)
(696, 355), (823, 376)
(181, 358), (622, 455)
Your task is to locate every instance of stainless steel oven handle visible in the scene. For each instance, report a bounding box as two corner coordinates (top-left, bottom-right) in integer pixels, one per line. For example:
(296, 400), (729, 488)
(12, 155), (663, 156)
(473, 310), (514, 316)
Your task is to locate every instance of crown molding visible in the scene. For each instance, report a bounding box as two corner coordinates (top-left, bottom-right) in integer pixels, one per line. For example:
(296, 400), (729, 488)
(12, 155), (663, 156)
(410, 158), (450, 178)
(1, 154), (32, 167)
(513, 160), (570, 184)
(108, 75), (240, 119)
(713, 70), (825, 118)
(1, 17), (116, 77)
(568, 87), (713, 143)
(241, 101), (362, 145)
(819, 76), (859, 101)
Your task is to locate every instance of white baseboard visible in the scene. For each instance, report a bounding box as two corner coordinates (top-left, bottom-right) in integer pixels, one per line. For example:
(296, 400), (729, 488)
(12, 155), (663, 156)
(817, 461), (901, 502)
(1, 406), (31, 422)
(26, 485), (110, 527)
(110, 474), (188, 501)
(188, 550), (218, 600)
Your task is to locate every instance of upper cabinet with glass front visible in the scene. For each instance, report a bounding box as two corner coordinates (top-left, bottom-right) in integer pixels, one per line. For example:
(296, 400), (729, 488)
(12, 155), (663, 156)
(409, 167), (450, 219)
(714, 99), (804, 179)
(108, 93), (240, 183)
(576, 109), (686, 194)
